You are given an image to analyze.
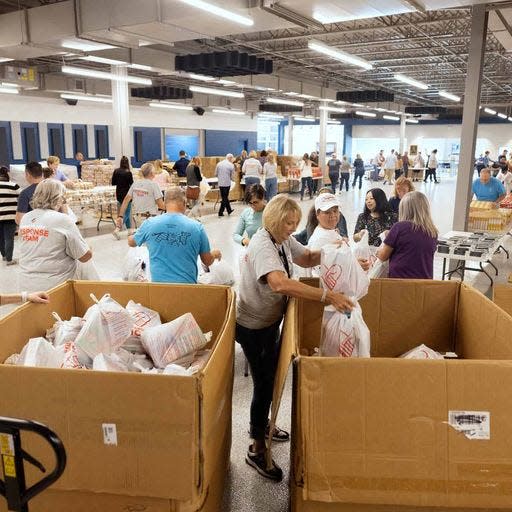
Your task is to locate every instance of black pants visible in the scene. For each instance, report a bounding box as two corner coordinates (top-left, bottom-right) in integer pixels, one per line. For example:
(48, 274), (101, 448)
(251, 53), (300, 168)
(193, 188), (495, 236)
(0, 220), (16, 262)
(352, 172), (364, 189)
(425, 168), (437, 182)
(403, 164), (409, 178)
(394, 169), (403, 180)
(300, 177), (313, 199)
(236, 320), (281, 441)
(218, 186), (232, 215)
(339, 173), (350, 191)
(329, 172), (339, 194)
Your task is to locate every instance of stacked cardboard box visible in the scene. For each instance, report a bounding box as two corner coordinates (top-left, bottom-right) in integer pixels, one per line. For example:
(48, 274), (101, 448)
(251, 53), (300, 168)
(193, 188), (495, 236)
(270, 279), (512, 512)
(81, 162), (116, 187)
(493, 284), (512, 317)
(277, 156), (299, 177)
(0, 281), (235, 512)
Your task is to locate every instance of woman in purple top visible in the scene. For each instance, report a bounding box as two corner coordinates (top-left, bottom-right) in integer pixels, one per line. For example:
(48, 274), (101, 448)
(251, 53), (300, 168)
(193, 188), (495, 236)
(377, 191), (438, 279)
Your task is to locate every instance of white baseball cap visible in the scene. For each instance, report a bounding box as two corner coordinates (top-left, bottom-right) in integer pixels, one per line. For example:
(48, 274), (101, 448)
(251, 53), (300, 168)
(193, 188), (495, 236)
(314, 193), (339, 212)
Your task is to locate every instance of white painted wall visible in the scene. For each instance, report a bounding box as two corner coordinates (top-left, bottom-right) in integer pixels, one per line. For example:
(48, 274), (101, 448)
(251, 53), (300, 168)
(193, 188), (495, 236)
(0, 95), (258, 131)
(353, 122), (512, 160)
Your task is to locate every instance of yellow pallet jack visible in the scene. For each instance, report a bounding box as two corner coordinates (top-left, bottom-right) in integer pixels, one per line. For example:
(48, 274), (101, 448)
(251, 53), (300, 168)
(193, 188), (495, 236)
(0, 417), (66, 512)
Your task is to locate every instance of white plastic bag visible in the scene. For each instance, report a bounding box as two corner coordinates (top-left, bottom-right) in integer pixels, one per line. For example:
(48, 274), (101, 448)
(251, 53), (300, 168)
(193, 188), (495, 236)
(378, 169), (385, 178)
(93, 353), (129, 372)
(320, 304), (370, 358)
(198, 260), (235, 286)
(353, 230), (371, 262)
(56, 341), (84, 369)
(75, 259), (101, 280)
(75, 294), (134, 358)
(400, 344), (443, 360)
(141, 313), (210, 368)
(162, 363), (196, 376)
(124, 301), (162, 353)
(320, 243), (369, 300)
(123, 246), (151, 282)
(368, 258), (389, 279)
(17, 338), (62, 368)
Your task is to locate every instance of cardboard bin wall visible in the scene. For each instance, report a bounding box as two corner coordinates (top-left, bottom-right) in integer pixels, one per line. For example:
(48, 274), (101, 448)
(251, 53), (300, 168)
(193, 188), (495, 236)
(271, 279), (512, 512)
(493, 284), (512, 318)
(0, 281), (236, 512)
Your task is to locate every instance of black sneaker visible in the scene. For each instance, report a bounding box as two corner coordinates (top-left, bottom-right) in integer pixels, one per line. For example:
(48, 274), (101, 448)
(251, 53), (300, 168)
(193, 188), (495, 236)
(265, 424), (290, 443)
(245, 447), (283, 482)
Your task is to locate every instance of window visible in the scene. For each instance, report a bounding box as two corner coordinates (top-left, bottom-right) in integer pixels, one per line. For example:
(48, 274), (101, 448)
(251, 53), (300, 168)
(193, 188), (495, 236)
(95, 126), (109, 158)
(21, 123), (40, 162)
(48, 125), (64, 158)
(0, 125), (11, 165)
(73, 125), (88, 157)
(257, 118), (280, 151)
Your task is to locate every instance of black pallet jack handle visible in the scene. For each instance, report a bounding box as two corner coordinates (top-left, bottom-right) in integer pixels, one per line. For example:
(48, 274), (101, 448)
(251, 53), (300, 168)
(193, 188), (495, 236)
(0, 417), (66, 512)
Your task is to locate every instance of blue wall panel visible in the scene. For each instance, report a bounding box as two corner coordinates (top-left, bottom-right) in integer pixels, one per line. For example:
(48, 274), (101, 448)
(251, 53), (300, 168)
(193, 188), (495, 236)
(20, 122), (40, 163)
(0, 121), (13, 165)
(165, 134), (199, 161)
(204, 130), (257, 157)
(133, 127), (161, 166)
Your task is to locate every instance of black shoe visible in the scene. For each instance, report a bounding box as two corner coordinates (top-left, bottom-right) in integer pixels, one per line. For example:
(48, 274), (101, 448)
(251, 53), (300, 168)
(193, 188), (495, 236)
(265, 424), (290, 442)
(245, 446), (283, 482)
(218, 213), (224, 217)
(228, 209), (234, 215)
(434, 180), (439, 183)
(423, 180), (427, 182)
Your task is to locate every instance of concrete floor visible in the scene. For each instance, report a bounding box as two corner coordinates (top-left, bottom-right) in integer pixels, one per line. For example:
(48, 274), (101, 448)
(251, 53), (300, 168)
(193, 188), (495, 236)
(1, 173), (511, 511)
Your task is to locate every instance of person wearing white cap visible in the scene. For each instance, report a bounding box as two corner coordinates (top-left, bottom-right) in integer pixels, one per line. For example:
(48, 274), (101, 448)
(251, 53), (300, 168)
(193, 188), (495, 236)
(306, 193), (346, 277)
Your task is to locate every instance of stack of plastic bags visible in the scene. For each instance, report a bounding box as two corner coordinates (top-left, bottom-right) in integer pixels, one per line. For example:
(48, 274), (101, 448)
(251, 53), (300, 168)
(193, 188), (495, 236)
(353, 230), (388, 279)
(319, 243), (371, 358)
(4, 293), (212, 376)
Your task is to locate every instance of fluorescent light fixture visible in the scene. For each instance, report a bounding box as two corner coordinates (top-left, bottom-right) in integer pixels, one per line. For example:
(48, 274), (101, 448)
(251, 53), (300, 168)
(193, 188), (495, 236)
(334, 100), (347, 105)
(351, 103), (364, 107)
(149, 102), (193, 111)
(217, 79), (236, 85)
(80, 55), (127, 66)
(484, 107), (496, 115)
(438, 90), (460, 102)
(61, 40), (116, 52)
(178, 0), (254, 26)
(293, 116), (316, 122)
(0, 82), (18, 88)
(319, 106), (346, 113)
(394, 74), (429, 90)
(0, 87), (18, 95)
(308, 39), (373, 71)
(62, 65), (152, 85)
(212, 109), (245, 116)
(383, 115), (400, 121)
(254, 85), (275, 91)
(60, 93), (112, 103)
(189, 73), (216, 81)
(284, 92), (300, 96)
(0, 58), (13, 63)
(327, 120), (341, 125)
(297, 93), (317, 99)
(498, 112), (508, 119)
(508, 117), (512, 122)
(189, 85), (244, 98)
(129, 63), (153, 71)
(406, 118), (419, 124)
(266, 97), (304, 107)
(355, 111), (376, 118)
(258, 114), (284, 120)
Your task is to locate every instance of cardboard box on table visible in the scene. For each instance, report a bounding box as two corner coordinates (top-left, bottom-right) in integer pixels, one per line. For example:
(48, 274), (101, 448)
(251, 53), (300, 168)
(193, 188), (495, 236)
(493, 284), (512, 317)
(269, 279), (512, 512)
(0, 281), (236, 512)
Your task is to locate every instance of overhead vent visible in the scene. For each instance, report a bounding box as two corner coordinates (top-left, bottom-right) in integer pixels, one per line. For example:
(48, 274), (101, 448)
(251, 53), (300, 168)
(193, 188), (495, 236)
(405, 106), (447, 115)
(176, 51), (273, 77)
(336, 90), (394, 103)
(259, 104), (302, 113)
(131, 86), (193, 100)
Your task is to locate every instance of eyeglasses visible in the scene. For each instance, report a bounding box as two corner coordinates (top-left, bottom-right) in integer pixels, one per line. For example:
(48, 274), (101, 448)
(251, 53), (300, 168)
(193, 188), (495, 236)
(249, 200), (262, 206)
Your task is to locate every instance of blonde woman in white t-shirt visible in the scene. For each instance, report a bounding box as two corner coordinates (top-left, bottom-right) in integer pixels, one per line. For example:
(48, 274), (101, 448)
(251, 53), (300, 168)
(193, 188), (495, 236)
(242, 150), (263, 188)
(299, 153), (314, 201)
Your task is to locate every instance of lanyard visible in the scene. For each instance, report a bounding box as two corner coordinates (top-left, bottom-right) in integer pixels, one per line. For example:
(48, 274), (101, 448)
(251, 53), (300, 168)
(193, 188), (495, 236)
(266, 229), (291, 278)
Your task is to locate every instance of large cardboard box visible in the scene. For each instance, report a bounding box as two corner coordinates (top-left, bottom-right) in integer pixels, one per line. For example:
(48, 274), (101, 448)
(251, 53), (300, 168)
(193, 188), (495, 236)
(0, 281), (236, 512)
(270, 279), (512, 512)
(493, 284), (512, 317)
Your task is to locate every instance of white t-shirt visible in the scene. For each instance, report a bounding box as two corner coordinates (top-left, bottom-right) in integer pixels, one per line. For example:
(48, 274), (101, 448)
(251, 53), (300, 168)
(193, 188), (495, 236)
(497, 171), (512, 194)
(18, 209), (89, 292)
(307, 226), (343, 277)
(128, 179), (162, 214)
(300, 160), (313, 178)
(385, 154), (397, 169)
(242, 158), (263, 178)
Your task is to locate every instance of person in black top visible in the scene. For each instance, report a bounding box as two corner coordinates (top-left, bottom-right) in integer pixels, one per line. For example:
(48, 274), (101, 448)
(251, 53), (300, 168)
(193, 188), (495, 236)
(172, 150), (190, 178)
(353, 188), (397, 246)
(15, 161), (43, 225)
(112, 156), (134, 238)
(352, 153), (366, 189)
(75, 152), (84, 179)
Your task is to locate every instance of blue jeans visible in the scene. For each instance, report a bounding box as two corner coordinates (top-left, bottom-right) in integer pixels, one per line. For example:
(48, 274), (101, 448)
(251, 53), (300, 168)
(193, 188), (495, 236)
(245, 176), (260, 189)
(329, 172), (339, 194)
(300, 177), (313, 199)
(265, 177), (278, 201)
(118, 201), (132, 229)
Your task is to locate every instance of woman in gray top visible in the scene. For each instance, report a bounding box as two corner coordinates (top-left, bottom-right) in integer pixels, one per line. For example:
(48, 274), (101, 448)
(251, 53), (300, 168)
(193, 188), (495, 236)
(237, 194), (368, 482)
(339, 155), (352, 192)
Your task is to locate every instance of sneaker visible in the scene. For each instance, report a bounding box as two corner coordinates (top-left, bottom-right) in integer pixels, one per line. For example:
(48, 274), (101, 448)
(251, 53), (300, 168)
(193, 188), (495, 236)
(265, 424), (290, 443)
(112, 228), (121, 240)
(245, 446), (283, 482)
(6, 259), (17, 266)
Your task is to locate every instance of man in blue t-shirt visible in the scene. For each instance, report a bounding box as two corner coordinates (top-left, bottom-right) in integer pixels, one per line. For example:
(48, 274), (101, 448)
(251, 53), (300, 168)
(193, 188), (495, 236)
(129, 187), (221, 283)
(472, 167), (506, 204)
(15, 161), (43, 225)
(172, 150), (190, 178)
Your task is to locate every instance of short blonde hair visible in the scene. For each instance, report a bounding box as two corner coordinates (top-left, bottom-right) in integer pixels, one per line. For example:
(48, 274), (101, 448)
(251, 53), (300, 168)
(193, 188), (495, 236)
(249, 150), (258, 158)
(393, 176), (415, 197)
(399, 191), (438, 238)
(153, 159), (163, 173)
(31, 179), (65, 210)
(263, 195), (302, 238)
(47, 156), (60, 166)
(267, 153), (276, 165)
